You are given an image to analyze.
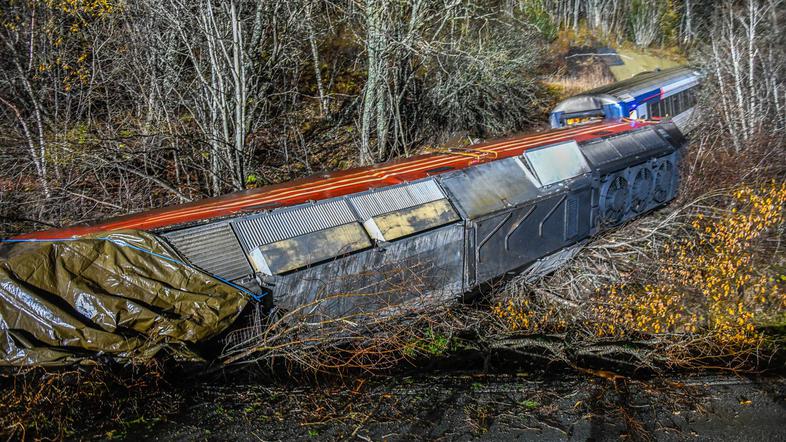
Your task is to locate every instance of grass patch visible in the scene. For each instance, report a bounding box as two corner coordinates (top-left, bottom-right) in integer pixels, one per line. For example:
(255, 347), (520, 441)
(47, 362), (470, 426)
(403, 328), (453, 358)
(519, 399), (540, 410)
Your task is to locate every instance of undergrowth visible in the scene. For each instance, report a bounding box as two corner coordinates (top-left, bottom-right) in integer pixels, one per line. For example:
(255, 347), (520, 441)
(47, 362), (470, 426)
(0, 363), (170, 440)
(490, 134), (786, 371)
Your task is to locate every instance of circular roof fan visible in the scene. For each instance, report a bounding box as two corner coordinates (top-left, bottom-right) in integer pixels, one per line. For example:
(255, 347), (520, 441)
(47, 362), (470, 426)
(602, 174), (630, 224)
(652, 160), (674, 203)
(630, 167), (654, 213)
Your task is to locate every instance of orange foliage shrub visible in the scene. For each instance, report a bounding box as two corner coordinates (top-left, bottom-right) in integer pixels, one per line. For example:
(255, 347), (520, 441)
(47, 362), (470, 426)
(493, 180), (786, 362)
(592, 181), (786, 348)
(492, 297), (568, 333)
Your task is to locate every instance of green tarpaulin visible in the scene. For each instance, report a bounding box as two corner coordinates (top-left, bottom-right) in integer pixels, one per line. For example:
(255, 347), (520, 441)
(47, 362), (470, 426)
(0, 230), (249, 366)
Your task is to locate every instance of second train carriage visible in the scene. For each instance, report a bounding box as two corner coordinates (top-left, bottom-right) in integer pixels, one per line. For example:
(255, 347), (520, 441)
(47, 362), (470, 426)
(549, 66), (701, 129)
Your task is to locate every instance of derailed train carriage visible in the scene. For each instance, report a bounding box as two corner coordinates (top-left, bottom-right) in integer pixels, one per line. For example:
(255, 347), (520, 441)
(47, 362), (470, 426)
(550, 66), (701, 130)
(157, 123), (685, 318)
(6, 68), (697, 339)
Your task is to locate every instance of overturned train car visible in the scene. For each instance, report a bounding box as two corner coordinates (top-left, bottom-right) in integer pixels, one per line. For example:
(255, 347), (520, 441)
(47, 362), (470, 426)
(2, 68), (697, 364)
(157, 123), (685, 317)
(549, 67), (701, 130)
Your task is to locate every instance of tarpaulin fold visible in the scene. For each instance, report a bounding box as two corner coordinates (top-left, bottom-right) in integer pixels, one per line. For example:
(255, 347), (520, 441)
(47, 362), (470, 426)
(0, 230), (249, 366)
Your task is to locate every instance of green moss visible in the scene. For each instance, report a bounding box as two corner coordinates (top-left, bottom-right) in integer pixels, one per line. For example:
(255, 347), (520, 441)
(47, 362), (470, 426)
(519, 399), (540, 410)
(403, 328), (453, 358)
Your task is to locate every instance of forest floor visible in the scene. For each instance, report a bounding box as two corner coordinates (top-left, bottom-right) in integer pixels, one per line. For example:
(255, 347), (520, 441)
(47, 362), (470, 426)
(101, 365), (786, 441)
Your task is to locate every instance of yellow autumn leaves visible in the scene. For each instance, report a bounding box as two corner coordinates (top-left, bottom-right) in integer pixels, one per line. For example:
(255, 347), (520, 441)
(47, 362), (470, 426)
(593, 283), (698, 337)
(50, 0), (115, 91)
(492, 297), (565, 332)
(494, 181), (786, 352)
(47, 0), (115, 16)
(493, 298), (533, 331)
(595, 180), (786, 347)
(4, 1), (119, 92)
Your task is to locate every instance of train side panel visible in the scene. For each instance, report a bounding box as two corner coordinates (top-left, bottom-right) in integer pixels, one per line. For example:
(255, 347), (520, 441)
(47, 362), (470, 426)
(159, 125), (684, 318)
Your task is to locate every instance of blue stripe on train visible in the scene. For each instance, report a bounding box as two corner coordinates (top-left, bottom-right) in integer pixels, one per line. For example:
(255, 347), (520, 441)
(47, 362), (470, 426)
(627, 88), (663, 113)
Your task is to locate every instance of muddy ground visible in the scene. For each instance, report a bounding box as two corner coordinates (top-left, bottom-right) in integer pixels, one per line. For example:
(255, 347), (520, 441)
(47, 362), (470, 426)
(99, 366), (786, 441)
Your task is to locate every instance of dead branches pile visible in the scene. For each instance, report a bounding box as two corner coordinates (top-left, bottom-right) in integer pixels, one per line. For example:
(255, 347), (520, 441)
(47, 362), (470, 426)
(218, 179), (785, 375)
(489, 138), (786, 372)
(218, 285), (471, 376)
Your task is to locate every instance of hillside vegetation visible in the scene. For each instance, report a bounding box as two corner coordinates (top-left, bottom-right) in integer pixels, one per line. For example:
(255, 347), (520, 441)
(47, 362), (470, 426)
(0, 0), (785, 439)
(2, 0), (782, 237)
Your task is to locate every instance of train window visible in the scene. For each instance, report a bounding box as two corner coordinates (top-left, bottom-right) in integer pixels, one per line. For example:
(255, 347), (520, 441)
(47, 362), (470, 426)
(684, 89), (697, 109)
(651, 99), (663, 118)
(644, 87), (697, 121)
(660, 88), (698, 117)
(565, 116), (596, 126)
(678, 91), (689, 113)
(524, 140), (590, 186)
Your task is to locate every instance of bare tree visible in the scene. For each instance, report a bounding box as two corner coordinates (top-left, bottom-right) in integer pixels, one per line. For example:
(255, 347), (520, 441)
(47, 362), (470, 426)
(9, 0), (771, 238)
(0, 2), (60, 199)
(629, 0), (665, 47)
(701, 0), (785, 151)
(358, 0), (386, 164)
(681, 0), (695, 44)
(148, 0), (256, 194)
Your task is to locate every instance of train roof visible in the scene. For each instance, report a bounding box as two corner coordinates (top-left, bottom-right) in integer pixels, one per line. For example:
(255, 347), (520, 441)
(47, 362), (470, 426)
(551, 66), (700, 114)
(13, 120), (654, 240)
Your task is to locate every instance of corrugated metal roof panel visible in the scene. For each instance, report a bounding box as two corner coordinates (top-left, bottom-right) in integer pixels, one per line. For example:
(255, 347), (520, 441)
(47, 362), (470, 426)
(163, 222), (253, 281)
(232, 199), (357, 251)
(349, 179), (445, 220)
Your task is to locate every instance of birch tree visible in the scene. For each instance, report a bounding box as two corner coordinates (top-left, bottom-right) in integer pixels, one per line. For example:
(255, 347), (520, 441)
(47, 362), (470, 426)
(702, 0), (785, 151)
(158, 0), (249, 194)
(629, 0), (665, 47)
(356, 0), (546, 163)
(359, 0), (386, 164)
